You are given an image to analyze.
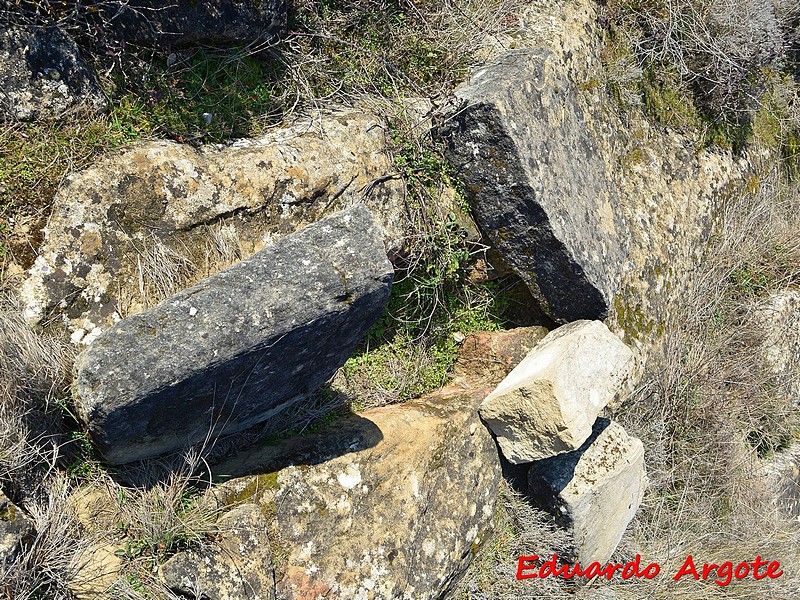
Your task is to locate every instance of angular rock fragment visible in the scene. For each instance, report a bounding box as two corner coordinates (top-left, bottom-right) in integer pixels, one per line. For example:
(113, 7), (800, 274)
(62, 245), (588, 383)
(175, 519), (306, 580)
(0, 491), (33, 563)
(105, 0), (286, 47)
(162, 504), (275, 600)
(0, 26), (107, 121)
(214, 385), (503, 600)
(437, 49), (628, 322)
(452, 326), (549, 387)
(74, 206), (393, 464)
(479, 320), (634, 463)
(528, 418), (647, 564)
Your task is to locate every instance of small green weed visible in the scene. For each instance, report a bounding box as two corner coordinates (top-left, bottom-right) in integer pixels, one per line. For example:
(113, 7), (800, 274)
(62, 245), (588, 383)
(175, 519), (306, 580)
(64, 431), (105, 480)
(729, 264), (770, 298)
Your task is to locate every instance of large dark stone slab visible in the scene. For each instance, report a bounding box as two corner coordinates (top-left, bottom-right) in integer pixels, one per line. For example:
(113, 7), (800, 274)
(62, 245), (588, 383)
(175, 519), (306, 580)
(74, 206), (393, 464)
(437, 49), (628, 323)
(105, 0), (287, 47)
(0, 25), (107, 121)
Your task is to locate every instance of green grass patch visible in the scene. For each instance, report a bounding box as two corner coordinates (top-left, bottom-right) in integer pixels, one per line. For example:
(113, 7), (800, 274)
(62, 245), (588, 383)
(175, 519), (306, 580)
(640, 66), (702, 133)
(107, 48), (285, 144)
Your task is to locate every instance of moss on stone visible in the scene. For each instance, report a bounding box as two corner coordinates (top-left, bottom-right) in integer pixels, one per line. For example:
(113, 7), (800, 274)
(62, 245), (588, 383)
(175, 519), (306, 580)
(225, 472), (281, 511)
(0, 503), (16, 522)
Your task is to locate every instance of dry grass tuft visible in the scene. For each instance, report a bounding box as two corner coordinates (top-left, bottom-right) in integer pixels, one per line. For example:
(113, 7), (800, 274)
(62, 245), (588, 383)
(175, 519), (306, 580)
(203, 221), (243, 274)
(454, 480), (574, 600)
(610, 0), (791, 119)
(0, 475), (96, 599)
(609, 165), (800, 595)
(113, 449), (220, 563)
(276, 0), (527, 110)
(0, 289), (72, 489)
(134, 236), (195, 309)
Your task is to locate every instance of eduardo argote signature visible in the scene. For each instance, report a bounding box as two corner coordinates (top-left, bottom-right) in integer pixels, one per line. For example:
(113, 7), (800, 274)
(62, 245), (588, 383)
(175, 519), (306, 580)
(517, 553), (783, 586)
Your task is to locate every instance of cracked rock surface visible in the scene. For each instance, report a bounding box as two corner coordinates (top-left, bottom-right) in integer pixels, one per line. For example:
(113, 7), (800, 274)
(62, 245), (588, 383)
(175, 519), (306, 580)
(214, 385), (502, 600)
(162, 504), (276, 600)
(21, 111), (407, 341)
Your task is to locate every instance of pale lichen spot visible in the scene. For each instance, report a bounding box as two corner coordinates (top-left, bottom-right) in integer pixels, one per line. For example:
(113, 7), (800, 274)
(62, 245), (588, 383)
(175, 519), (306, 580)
(466, 525), (478, 543)
(70, 328), (86, 344)
(409, 474), (420, 498)
(298, 541), (315, 561)
(337, 465), (362, 489)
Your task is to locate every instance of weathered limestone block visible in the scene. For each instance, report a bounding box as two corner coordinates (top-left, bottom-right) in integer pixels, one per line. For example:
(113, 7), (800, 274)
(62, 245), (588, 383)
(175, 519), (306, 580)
(162, 504), (275, 600)
(21, 111), (408, 341)
(437, 49), (628, 323)
(214, 385), (502, 600)
(103, 0), (286, 47)
(0, 26), (107, 121)
(438, 0), (745, 355)
(74, 206), (393, 464)
(479, 320), (634, 464)
(0, 491), (33, 563)
(749, 290), (800, 402)
(528, 419), (647, 564)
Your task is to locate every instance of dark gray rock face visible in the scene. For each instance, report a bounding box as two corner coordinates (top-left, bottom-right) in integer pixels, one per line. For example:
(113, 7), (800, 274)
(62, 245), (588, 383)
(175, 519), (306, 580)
(0, 25), (107, 121)
(74, 206), (393, 464)
(106, 0), (287, 47)
(437, 49), (628, 323)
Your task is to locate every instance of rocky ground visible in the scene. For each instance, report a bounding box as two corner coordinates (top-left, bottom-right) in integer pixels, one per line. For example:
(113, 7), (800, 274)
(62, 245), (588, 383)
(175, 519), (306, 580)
(1, 1), (800, 599)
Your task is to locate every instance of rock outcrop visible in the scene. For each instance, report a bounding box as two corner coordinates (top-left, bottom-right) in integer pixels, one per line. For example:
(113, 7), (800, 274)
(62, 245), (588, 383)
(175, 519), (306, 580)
(749, 290), (800, 403)
(528, 418), (647, 564)
(105, 0), (287, 47)
(21, 111), (409, 340)
(764, 441), (800, 518)
(438, 3), (745, 342)
(74, 206), (393, 464)
(0, 25), (107, 121)
(162, 504), (276, 600)
(479, 320), (634, 463)
(213, 382), (502, 600)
